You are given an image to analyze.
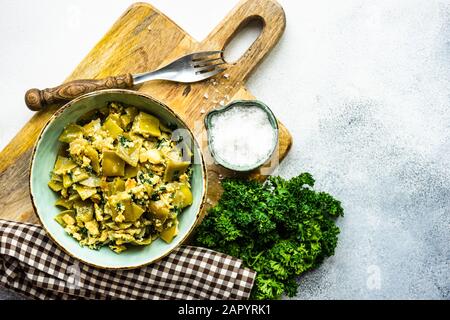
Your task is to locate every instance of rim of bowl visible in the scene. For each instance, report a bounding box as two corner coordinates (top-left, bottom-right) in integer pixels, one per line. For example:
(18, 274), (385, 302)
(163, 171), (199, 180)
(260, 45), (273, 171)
(204, 100), (279, 172)
(29, 89), (208, 270)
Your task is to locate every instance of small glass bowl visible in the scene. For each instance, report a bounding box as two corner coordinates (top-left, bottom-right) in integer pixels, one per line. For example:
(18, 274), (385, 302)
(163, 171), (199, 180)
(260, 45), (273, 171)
(204, 100), (279, 172)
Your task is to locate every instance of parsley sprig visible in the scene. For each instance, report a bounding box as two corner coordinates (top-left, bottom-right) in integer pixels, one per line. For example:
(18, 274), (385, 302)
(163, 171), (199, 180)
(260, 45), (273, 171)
(194, 173), (344, 300)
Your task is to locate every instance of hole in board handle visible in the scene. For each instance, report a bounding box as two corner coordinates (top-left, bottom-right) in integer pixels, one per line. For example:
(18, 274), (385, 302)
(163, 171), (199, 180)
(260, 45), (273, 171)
(223, 17), (264, 64)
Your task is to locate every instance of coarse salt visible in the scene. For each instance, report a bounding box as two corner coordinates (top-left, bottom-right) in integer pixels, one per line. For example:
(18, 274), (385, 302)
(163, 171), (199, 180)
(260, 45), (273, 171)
(209, 105), (276, 168)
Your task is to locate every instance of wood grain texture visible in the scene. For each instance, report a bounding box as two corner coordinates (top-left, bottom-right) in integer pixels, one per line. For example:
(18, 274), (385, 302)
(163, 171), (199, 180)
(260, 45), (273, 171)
(0, 0), (291, 224)
(25, 74), (133, 111)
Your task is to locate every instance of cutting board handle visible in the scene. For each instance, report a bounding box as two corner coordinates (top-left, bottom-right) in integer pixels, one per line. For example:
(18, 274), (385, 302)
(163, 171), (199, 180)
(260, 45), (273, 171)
(202, 0), (286, 82)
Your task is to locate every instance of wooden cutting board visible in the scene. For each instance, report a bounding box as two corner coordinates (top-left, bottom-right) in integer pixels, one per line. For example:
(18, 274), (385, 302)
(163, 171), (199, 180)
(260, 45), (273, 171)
(0, 0), (291, 224)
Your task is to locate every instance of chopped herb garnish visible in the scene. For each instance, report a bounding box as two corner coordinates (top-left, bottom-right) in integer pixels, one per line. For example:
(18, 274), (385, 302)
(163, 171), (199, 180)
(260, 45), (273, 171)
(150, 193), (160, 201)
(147, 224), (157, 235)
(185, 167), (193, 180)
(116, 203), (125, 212)
(138, 172), (153, 184)
(172, 206), (182, 215)
(132, 194), (146, 206)
(118, 135), (131, 147)
(172, 170), (180, 180)
(156, 138), (166, 149)
(79, 227), (88, 236)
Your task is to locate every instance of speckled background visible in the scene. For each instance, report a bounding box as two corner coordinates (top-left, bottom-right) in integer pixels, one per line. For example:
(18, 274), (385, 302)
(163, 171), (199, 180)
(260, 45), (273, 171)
(259, 0), (450, 299)
(1, 0), (449, 299)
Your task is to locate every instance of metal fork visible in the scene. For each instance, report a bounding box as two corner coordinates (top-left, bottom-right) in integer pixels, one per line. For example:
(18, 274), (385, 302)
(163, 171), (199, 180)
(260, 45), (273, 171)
(133, 50), (225, 84)
(25, 50), (226, 111)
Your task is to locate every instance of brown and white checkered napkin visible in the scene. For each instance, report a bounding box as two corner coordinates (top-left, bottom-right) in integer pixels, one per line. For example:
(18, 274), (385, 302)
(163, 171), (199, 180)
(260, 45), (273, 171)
(0, 219), (256, 300)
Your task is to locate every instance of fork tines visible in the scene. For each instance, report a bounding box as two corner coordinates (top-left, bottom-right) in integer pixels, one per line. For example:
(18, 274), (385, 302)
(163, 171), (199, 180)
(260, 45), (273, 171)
(192, 51), (225, 75)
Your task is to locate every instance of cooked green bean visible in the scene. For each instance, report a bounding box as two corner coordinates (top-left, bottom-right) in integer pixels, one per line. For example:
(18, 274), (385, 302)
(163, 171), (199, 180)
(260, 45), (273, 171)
(49, 103), (193, 253)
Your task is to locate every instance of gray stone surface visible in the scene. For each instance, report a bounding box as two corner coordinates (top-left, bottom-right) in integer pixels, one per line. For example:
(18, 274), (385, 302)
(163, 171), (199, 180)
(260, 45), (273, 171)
(248, 0), (450, 299)
(1, 0), (449, 299)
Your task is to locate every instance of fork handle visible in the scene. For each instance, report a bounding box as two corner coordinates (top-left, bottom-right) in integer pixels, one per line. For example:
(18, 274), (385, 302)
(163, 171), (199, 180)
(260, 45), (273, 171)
(25, 73), (134, 111)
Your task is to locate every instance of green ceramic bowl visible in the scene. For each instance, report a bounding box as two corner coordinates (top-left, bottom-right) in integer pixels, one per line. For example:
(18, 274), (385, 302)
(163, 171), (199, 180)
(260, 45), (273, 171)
(30, 89), (207, 269)
(204, 100), (279, 172)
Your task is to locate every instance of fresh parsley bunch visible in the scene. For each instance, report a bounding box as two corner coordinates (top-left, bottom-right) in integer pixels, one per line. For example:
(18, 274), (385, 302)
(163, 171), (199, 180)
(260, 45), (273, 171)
(194, 173), (344, 300)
